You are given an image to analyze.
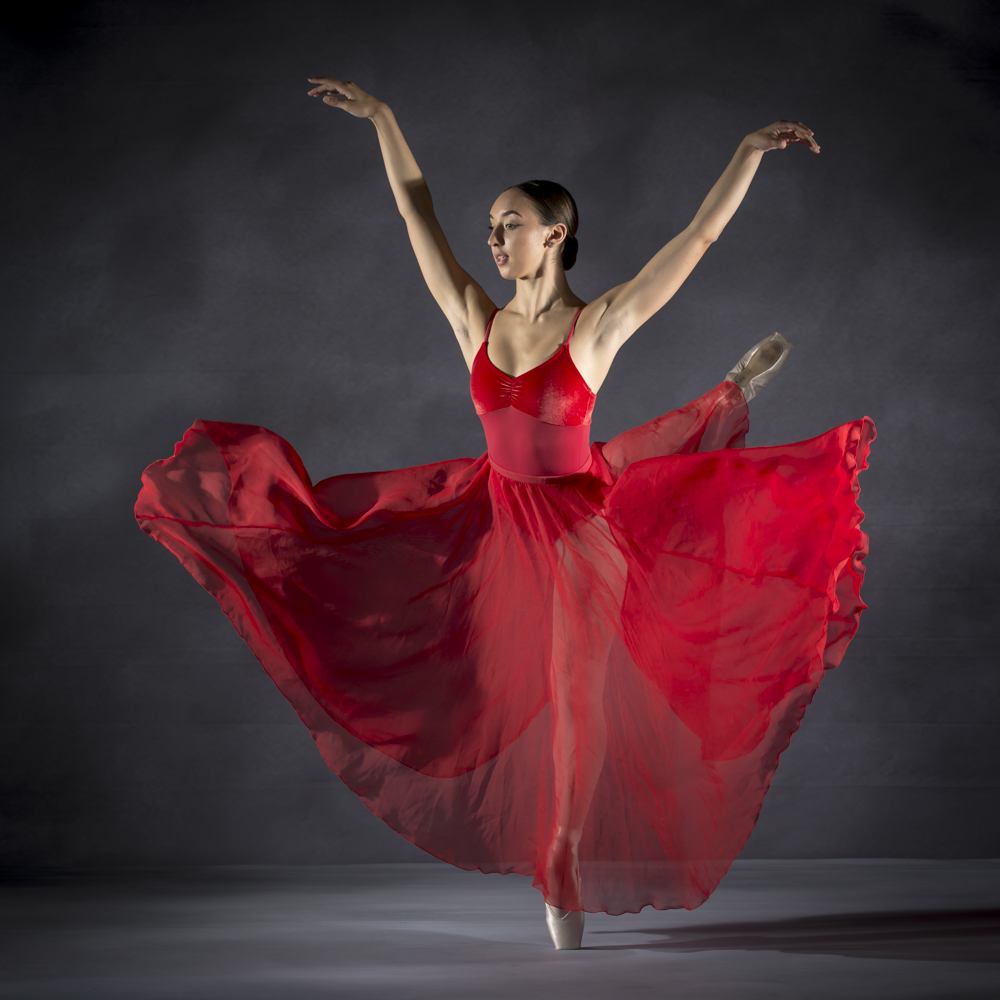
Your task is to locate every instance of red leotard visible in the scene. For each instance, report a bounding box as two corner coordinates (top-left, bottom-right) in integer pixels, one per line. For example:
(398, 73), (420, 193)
(470, 308), (594, 479)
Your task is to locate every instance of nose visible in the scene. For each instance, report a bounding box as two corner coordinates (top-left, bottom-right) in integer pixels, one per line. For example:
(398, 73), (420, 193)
(487, 224), (503, 247)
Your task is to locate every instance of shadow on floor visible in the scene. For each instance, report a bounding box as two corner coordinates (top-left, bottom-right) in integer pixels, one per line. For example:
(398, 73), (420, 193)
(588, 909), (1000, 963)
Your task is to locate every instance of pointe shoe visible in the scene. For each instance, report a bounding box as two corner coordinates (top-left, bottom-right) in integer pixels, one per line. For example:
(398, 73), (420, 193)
(724, 332), (793, 401)
(545, 903), (585, 950)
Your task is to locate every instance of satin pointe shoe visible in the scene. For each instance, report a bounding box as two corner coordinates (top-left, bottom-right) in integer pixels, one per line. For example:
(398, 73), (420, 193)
(545, 903), (585, 950)
(724, 332), (793, 401)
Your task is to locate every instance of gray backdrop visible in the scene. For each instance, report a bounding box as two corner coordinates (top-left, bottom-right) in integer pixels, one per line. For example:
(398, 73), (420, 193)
(2, 0), (998, 867)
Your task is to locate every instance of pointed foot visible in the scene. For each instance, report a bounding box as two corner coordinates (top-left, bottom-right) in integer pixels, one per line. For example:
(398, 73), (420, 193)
(545, 903), (585, 950)
(724, 331), (793, 401)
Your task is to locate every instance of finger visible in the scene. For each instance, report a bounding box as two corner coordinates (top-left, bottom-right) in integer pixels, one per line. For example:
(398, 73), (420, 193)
(307, 77), (348, 92)
(784, 122), (816, 144)
(775, 120), (814, 138)
(310, 82), (354, 101)
(790, 126), (820, 152)
(778, 122), (817, 148)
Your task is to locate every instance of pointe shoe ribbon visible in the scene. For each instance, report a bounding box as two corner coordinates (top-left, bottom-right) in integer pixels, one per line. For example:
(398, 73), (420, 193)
(545, 903), (585, 950)
(724, 332), (793, 401)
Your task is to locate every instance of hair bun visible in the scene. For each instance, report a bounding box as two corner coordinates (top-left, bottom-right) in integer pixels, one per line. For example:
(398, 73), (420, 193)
(562, 235), (579, 271)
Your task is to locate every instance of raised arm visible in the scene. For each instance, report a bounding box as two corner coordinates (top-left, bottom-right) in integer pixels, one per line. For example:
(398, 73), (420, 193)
(307, 79), (494, 364)
(577, 121), (819, 375)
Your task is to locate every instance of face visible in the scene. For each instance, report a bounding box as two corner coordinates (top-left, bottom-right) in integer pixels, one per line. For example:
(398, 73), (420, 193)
(487, 189), (567, 279)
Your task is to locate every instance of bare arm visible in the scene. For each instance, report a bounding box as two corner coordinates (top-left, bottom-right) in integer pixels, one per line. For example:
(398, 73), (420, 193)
(307, 79), (493, 364)
(578, 121), (820, 374)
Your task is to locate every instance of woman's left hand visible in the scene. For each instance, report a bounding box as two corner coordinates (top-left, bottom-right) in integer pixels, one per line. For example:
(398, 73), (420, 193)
(745, 121), (820, 154)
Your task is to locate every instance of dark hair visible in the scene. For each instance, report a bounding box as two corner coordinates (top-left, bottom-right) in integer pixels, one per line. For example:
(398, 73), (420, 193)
(509, 179), (579, 270)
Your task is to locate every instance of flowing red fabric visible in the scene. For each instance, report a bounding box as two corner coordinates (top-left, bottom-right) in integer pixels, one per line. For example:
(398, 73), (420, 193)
(135, 377), (873, 916)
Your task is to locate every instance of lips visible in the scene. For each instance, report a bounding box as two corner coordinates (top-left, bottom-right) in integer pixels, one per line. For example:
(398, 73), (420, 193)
(495, 255), (509, 267)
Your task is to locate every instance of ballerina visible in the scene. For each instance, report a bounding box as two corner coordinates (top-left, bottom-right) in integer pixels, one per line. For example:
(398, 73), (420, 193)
(135, 78), (873, 951)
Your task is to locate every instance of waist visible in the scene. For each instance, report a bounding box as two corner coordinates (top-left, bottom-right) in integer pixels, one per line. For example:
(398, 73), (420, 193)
(478, 407), (592, 479)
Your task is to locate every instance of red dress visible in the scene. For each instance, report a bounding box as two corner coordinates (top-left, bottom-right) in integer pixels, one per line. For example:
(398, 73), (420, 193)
(135, 308), (874, 916)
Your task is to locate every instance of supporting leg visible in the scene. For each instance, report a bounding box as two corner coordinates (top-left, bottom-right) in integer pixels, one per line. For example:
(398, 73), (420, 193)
(541, 517), (625, 948)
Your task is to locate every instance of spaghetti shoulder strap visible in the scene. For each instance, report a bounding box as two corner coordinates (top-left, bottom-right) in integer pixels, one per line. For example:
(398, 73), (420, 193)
(565, 306), (586, 345)
(484, 307), (500, 343)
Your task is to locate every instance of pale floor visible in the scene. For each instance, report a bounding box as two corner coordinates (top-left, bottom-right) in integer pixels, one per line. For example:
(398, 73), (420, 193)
(2, 860), (998, 999)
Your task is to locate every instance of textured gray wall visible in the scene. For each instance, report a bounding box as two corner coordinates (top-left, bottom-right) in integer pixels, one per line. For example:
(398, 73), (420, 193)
(2, 0), (998, 866)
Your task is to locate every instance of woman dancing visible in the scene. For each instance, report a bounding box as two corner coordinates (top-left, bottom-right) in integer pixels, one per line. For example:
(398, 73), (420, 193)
(135, 78), (873, 950)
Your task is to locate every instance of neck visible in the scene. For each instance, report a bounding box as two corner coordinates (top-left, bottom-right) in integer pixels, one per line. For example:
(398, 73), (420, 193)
(508, 264), (580, 323)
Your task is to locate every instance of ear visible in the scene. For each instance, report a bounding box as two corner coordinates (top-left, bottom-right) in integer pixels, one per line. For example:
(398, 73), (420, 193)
(545, 223), (567, 248)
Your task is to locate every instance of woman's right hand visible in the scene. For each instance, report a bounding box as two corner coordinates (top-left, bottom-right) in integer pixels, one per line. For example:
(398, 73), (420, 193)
(744, 120), (820, 154)
(307, 78), (383, 119)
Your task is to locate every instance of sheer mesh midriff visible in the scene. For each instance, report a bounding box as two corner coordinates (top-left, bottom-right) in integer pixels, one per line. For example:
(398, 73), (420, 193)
(479, 406), (593, 478)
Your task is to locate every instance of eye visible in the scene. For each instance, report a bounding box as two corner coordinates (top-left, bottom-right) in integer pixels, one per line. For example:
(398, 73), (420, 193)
(505, 224), (519, 230)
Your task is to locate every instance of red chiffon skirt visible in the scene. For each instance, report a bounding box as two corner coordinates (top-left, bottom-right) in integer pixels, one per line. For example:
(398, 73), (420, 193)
(135, 381), (874, 915)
